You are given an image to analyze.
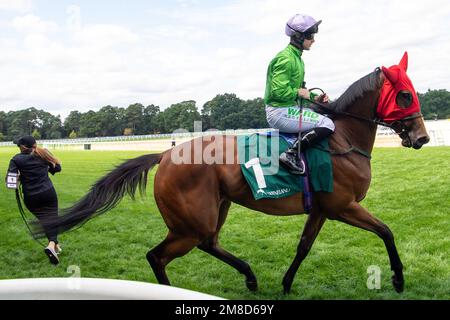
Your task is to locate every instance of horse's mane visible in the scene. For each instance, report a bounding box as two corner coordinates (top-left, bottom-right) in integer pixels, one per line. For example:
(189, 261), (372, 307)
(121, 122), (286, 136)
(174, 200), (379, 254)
(329, 69), (381, 112)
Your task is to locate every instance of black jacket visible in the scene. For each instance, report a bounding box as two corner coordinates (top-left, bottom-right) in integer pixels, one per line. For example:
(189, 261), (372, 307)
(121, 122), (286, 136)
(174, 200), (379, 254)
(7, 152), (61, 196)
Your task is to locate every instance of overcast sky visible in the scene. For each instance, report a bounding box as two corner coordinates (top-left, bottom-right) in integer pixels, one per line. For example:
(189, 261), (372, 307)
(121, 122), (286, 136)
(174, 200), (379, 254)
(1, 0), (449, 119)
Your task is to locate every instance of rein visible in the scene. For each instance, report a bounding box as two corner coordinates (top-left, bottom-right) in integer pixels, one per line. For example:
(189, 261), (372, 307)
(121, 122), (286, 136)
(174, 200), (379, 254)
(305, 88), (423, 159)
(308, 87), (384, 125)
(312, 137), (372, 159)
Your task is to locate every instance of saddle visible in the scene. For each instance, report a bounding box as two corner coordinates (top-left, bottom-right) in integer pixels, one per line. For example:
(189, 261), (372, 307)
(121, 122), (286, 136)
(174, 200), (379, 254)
(237, 132), (333, 213)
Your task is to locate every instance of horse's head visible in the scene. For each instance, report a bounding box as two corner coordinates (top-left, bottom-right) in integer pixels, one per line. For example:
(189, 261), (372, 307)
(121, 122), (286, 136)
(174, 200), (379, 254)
(378, 52), (430, 149)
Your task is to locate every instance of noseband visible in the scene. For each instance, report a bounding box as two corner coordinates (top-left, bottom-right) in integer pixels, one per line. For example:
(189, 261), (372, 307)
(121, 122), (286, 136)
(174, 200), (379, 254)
(387, 112), (423, 144)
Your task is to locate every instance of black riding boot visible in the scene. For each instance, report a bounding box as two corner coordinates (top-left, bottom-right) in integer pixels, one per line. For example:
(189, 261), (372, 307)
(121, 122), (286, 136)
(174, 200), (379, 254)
(279, 141), (305, 175)
(279, 127), (334, 175)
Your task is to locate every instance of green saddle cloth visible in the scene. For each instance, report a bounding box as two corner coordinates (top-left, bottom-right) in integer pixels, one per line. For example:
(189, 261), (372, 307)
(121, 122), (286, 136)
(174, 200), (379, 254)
(237, 133), (333, 200)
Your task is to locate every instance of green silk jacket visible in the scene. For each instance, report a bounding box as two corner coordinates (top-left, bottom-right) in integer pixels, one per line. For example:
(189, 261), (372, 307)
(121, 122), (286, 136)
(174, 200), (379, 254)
(264, 44), (316, 107)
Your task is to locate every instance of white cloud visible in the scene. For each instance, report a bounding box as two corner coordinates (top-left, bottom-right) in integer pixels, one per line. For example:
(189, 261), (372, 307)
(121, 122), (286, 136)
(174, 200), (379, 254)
(0, 0), (32, 12)
(13, 14), (58, 34)
(175, 0), (200, 8)
(144, 24), (211, 42)
(73, 24), (140, 48)
(0, 0), (449, 119)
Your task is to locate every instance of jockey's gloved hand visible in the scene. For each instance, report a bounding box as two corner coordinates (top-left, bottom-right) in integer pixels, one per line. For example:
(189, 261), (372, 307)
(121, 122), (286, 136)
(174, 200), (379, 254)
(297, 88), (311, 100)
(315, 93), (329, 104)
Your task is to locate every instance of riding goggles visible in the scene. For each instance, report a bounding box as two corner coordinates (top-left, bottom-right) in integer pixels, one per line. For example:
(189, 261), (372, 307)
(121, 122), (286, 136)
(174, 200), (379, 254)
(304, 33), (315, 40)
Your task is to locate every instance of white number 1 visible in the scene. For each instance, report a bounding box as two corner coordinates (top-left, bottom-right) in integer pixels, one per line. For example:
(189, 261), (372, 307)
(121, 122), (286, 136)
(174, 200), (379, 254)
(245, 158), (267, 190)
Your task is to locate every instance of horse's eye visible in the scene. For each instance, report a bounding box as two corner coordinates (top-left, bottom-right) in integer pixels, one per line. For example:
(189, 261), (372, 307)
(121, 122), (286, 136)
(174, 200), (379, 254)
(396, 91), (413, 108)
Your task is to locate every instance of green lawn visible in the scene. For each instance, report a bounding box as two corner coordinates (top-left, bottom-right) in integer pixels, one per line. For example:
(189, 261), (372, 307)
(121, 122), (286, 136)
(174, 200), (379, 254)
(0, 146), (449, 299)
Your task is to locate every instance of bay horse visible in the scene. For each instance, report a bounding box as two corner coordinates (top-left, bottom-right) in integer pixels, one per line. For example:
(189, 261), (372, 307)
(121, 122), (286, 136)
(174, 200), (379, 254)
(35, 52), (429, 294)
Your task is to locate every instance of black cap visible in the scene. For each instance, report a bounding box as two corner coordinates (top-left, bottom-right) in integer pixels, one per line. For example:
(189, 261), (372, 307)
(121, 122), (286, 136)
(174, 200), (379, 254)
(13, 136), (37, 148)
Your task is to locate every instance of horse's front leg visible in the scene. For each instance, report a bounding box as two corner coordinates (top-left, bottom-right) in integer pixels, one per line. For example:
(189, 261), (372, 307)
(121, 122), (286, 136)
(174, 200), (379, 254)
(282, 213), (326, 294)
(336, 201), (404, 293)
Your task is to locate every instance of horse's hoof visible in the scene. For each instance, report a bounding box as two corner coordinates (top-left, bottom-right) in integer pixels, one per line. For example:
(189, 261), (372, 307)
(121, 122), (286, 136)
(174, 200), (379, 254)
(392, 275), (404, 293)
(246, 279), (258, 291)
(282, 280), (291, 295)
(283, 286), (291, 295)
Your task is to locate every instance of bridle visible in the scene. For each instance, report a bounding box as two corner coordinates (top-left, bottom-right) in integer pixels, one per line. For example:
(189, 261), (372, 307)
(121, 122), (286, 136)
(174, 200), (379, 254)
(386, 112), (423, 143)
(306, 85), (424, 158)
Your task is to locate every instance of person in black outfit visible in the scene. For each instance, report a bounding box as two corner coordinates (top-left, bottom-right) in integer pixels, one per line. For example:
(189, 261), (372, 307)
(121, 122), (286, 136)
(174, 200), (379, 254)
(7, 136), (62, 265)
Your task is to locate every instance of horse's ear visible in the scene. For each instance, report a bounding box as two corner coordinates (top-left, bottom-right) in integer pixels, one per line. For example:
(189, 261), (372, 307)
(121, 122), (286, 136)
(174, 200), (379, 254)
(399, 51), (408, 72)
(382, 66), (399, 84)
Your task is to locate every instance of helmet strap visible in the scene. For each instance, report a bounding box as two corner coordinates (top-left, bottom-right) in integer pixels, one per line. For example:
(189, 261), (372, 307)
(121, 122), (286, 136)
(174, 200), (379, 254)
(290, 34), (305, 51)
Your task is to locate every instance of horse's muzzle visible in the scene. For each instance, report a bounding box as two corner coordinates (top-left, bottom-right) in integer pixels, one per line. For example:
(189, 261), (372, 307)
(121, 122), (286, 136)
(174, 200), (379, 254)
(402, 135), (430, 149)
(412, 136), (430, 149)
(413, 136), (430, 149)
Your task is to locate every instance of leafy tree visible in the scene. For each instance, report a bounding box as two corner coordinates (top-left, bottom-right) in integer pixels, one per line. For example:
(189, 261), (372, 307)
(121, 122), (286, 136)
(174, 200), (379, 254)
(124, 103), (145, 135)
(31, 129), (41, 140)
(143, 104), (161, 133)
(64, 111), (82, 136)
(418, 89), (450, 120)
(79, 111), (98, 137)
(2, 108), (62, 140)
(5, 108), (34, 139)
(93, 106), (125, 136)
(0, 111), (6, 136)
(35, 110), (62, 139)
(1, 88), (448, 140)
(237, 97), (267, 129)
(69, 130), (77, 139)
(202, 94), (243, 130)
(49, 130), (62, 139)
(153, 112), (166, 133)
(200, 104), (212, 131)
(161, 100), (201, 133)
(77, 107), (125, 137)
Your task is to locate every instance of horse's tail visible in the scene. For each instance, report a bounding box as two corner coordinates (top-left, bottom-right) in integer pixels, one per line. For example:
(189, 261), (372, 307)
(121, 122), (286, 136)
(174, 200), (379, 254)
(32, 153), (163, 238)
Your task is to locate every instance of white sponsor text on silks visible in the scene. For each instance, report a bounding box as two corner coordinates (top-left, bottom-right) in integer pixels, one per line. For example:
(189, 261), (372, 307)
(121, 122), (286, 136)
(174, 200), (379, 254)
(287, 107), (320, 124)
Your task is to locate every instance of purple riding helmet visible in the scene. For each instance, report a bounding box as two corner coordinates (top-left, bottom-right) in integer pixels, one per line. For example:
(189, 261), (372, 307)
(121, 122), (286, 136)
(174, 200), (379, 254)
(285, 14), (321, 38)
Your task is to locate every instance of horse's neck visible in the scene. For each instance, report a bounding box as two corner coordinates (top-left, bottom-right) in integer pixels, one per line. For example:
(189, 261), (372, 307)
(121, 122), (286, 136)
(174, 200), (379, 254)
(333, 98), (378, 155)
(335, 118), (377, 154)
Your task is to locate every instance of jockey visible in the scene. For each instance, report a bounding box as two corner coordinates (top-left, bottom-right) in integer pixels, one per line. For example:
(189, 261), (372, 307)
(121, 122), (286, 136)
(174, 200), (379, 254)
(264, 14), (335, 175)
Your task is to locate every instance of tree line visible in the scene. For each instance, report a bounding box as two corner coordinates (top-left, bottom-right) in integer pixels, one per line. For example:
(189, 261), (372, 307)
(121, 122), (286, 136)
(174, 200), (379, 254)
(0, 89), (449, 141)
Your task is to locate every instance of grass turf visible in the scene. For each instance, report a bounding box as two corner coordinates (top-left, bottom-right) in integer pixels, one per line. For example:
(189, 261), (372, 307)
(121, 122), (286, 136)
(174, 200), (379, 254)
(0, 146), (449, 299)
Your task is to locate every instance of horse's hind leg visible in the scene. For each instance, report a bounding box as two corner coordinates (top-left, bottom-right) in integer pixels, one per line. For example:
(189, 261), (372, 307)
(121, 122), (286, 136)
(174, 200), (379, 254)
(197, 200), (258, 291)
(146, 232), (200, 286)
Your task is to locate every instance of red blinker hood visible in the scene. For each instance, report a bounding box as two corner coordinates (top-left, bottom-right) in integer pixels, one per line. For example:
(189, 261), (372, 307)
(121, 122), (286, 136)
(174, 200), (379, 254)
(377, 52), (421, 122)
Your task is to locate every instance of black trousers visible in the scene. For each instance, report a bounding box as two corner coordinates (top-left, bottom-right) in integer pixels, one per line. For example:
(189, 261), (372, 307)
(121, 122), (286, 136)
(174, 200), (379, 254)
(24, 187), (59, 244)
